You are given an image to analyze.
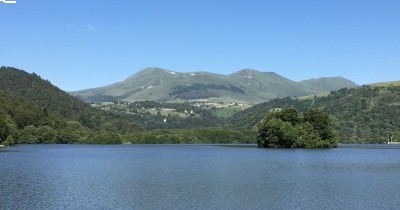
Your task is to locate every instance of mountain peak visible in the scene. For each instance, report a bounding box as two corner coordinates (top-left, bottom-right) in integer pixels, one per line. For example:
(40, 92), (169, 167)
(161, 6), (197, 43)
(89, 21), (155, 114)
(72, 67), (358, 104)
(231, 68), (282, 76)
(124, 67), (178, 81)
(137, 67), (170, 74)
(232, 68), (261, 75)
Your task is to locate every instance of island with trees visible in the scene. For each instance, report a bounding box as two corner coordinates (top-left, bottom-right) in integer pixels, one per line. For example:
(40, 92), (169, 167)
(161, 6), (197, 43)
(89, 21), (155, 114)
(256, 107), (338, 148)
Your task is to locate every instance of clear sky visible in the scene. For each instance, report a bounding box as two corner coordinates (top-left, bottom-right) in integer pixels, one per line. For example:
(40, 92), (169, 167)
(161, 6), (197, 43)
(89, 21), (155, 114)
(1, 0), (399, 91)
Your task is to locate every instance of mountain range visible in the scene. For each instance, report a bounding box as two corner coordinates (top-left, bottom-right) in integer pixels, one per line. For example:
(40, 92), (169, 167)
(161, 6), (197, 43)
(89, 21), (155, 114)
(1, 66), (398, 145)
(72, 67), (358, 104)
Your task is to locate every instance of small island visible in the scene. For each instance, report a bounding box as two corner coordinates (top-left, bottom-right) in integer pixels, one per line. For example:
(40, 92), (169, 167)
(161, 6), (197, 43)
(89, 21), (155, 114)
(256, 107), (338, 148)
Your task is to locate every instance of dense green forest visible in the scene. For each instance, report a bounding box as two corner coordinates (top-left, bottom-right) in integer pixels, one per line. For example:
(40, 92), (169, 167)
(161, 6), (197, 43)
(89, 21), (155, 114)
(256, 107), (338, 148)
(126, 128), (253, 144)
(0, 67), (143, 145)
(229, 85), (400, 144)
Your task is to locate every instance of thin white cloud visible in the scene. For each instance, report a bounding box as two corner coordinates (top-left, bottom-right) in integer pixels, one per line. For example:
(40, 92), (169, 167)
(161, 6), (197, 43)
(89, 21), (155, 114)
(0, 0), (17, 3)
(65, 24), (99, 35)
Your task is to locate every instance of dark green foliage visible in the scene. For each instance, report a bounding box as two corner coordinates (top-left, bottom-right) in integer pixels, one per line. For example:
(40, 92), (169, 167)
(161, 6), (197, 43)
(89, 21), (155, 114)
(0, 112), (17, 144)
(256, 108), (338, 148)
(229, 97), (313, 130)
(0, 67), (140, 131)
(125, 128), (253, 144)
(304, 109), (335, 141)
(274, 107), (301, 125)
(313, 86), (400, 143)
(230, 86), (400, 144)
(0, 66), (142, 145)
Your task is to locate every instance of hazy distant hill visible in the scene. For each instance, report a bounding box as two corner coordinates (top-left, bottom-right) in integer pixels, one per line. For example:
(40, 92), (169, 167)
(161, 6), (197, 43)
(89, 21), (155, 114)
(72, 67), (358, 103)
(369, 80), (400, 87)
(300, 76), (358, 92)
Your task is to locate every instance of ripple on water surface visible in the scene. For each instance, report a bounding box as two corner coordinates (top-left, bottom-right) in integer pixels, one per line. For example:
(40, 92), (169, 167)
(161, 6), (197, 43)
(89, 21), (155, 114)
(1, 144), (400, 209)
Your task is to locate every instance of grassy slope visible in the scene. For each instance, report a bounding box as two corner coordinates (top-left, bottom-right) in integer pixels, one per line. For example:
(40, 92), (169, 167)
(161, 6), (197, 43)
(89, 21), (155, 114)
(72, 67), (358, 104)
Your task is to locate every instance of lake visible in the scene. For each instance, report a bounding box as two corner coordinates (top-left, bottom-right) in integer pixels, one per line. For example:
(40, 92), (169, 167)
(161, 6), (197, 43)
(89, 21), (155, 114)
(1, 144), (400, 209)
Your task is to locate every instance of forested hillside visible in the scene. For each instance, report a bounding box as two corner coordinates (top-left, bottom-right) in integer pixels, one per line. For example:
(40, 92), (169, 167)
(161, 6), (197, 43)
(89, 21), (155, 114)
(0, 67), (141, 145)
(229, 85), (400, 144)
(0, 67), (108, 127)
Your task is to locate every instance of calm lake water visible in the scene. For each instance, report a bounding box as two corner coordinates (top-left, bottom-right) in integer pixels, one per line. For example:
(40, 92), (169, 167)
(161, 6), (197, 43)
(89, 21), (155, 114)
(1, 144), (400, 210)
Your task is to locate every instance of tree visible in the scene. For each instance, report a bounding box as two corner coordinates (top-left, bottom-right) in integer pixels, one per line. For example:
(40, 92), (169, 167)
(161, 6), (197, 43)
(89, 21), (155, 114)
(3, 135), (15, 146)
(256, 107), (338, 148)
(257, 118), (297, 148)
(0, 113), (17, 145)
(304, 108), (338, 146)
(275, 107), (300, 125)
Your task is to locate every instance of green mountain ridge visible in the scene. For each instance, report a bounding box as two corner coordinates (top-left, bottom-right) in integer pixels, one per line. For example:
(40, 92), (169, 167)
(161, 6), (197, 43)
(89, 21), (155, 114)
(300, 76), (356, 92)
(228, 85), (400, 144)
(72, 67), (358, 104)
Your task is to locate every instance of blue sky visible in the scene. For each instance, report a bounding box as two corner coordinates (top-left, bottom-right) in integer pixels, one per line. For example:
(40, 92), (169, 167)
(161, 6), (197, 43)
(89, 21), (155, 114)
(1, 0), (399, 91)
